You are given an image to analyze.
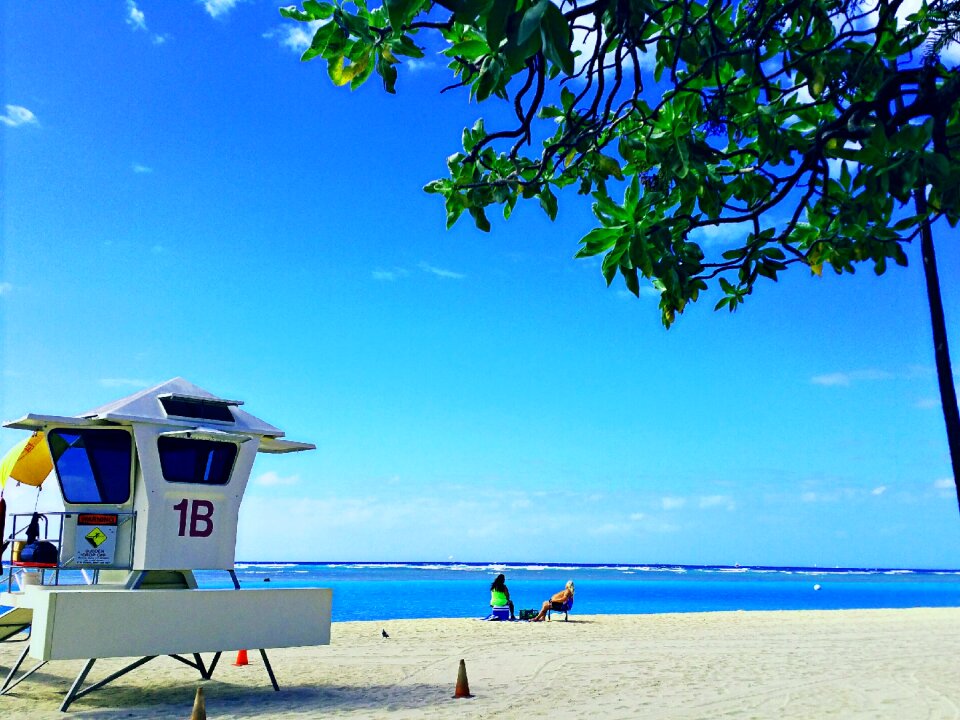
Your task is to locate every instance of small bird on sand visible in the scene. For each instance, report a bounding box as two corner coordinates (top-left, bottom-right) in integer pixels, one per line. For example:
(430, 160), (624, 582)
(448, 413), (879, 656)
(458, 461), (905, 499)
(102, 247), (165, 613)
(382, 629), (389, 638)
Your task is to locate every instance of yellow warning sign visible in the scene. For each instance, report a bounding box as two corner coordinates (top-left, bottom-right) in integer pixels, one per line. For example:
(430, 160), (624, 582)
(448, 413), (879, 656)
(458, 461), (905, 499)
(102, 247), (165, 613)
(85, 527), (108, 548)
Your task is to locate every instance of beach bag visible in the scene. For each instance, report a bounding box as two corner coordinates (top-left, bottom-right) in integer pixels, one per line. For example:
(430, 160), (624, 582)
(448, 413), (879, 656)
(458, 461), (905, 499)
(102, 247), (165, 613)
(519, 609), (537, 620)
(19, 540), (58, 565)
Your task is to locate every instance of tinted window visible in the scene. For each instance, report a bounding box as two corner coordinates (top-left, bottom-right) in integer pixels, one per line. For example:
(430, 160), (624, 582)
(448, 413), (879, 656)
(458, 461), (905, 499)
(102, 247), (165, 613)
(158, 437), (237, 485)
(159, 397), (235, 423)
(48, 429), (132, 504)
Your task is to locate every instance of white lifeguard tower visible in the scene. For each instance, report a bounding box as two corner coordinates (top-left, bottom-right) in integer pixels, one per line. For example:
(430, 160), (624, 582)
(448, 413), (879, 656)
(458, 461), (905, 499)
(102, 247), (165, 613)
(0, 378), (332, 711)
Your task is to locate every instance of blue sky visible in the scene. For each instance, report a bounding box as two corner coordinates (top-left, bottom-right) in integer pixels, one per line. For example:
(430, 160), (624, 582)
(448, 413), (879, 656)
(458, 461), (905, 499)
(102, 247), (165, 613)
(3, 1), (960, 568)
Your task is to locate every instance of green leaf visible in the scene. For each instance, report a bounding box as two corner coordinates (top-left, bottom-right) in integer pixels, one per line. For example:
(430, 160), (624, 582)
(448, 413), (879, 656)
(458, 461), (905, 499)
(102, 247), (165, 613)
(452, 39), (490, 60)
(376, 54), (399, 93)
(384, 0), (416, 29)
(475, 58), (501, 101)
(621, 265), (640, 296)
(595, 154), (624, 181)
(504, 19), (542, 67)
(280, 6), (315, 22)
(445, 196), (466, 229)
(485, 0), (513, 51)
(393, 35), (425, 58)
(349, 53), (375, 89)
(540, 3), (574, 74)
(300, 22), (337, 62)
(839, 160), (851, 191)
(302, 0), (334, 19)
(517, 0), (548, 46)
(576, 226), (620, 256)
(423, 179), (449, 194)
(453, 0), (492, 24)
(539, 187), (558, 220)
(469, 206), (492, 231)
(328, 56), (349, 86)
(623, 175), (639, 210)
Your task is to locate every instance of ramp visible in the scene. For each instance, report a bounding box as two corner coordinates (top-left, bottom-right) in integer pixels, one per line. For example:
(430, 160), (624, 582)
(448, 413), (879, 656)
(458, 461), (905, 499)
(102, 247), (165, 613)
(0, 607), (32, 642)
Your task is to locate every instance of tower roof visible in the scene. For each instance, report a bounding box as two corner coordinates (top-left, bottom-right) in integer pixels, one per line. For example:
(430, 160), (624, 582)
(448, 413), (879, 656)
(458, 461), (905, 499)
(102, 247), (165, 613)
(4, 378), (314, 453)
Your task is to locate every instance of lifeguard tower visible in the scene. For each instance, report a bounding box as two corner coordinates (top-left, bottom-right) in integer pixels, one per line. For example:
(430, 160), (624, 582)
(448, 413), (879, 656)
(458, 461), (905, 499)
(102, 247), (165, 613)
(0, 378), (332, 711)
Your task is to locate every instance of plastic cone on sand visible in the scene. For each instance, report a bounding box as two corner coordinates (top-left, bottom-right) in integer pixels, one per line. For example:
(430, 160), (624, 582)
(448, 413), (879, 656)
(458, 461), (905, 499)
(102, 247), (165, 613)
(453, 659), (473, 699)
(190, 686), (206, 720)
(233, 649), (249, 666)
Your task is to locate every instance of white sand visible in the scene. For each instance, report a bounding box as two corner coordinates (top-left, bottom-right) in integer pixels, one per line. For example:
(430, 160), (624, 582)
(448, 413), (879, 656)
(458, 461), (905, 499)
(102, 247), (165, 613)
(2, 608), (960, 718)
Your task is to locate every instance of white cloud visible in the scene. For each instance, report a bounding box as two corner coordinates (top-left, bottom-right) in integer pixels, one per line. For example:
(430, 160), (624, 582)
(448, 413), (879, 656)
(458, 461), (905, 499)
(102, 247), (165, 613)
(699, 495), (736, 511)
(419, 262), (465, 280)
(811, 369), (895, 386)
(132, 163), (153, 174)
(0, 282), (12, 296)
(871, 486), (887, 496)
(632, 515), (682, 533)
(588, 522), (631, 536)
(661, 496), (686, 510)
(571, 25), (655, 77)
(616, 286), (659, 301)
(1, 105), (38, 128)
(202, 0), (243, 18)
(405, 58), (436, 72)
(372, 267), (408, 281)
(255, 471), (300, 487)
(811, 373), (851, 386)
(689, 221), (753, 248)
(915, 397), (939, 410)
(151, 245), (166, 254)
(267, 21), (323, 53)
(934, 478), (954, 490)
(99, 378), (152, 389)
(125, 2), (168, 44)
(126, 0), (147, 31)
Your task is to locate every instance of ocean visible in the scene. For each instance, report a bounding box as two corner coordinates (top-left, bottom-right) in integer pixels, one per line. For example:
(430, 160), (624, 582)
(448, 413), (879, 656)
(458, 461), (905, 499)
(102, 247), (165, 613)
(7, 562), (958, 622)
(184, 562), (960, 622)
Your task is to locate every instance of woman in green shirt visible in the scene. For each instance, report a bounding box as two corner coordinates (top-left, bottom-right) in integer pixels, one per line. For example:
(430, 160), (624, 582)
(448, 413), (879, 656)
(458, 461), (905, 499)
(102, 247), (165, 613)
(490, 573), (515, 619)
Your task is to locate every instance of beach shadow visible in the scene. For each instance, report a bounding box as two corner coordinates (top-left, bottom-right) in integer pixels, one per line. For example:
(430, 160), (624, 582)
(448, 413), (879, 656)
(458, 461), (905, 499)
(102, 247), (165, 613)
(14, 680), (457, 717)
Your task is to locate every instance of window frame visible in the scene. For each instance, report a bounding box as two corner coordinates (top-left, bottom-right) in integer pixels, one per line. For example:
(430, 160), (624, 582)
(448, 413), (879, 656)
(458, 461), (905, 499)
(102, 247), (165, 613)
(48, 427), (134, 506)
(156, 436), (239, 486)
(158, 395), (236, 424)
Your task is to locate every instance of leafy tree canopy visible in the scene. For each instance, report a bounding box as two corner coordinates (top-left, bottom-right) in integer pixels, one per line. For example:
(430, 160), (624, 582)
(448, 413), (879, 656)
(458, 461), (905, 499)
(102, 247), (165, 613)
(280, 0), (960, 326)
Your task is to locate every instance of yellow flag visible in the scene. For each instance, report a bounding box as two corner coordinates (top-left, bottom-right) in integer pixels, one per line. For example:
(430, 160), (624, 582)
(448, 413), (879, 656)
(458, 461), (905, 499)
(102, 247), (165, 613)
(0, 432), (53, 489)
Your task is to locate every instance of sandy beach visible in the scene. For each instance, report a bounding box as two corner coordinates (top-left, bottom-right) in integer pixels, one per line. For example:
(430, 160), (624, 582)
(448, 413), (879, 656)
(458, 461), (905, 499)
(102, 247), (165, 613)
(2, 608), (959, 718)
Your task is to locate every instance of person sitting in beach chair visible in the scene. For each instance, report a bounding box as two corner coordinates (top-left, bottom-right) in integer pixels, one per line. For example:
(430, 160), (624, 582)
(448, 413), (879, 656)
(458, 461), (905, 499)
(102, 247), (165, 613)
(531, 580), (574, 621)
(490, 574), (515, 620)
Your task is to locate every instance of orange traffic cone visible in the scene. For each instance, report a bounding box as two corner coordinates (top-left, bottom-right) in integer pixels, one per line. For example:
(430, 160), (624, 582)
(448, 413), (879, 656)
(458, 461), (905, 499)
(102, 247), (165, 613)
(452, 659), (473, 698)
(233, 649), (249, 666)
(190, 686), (206, 720)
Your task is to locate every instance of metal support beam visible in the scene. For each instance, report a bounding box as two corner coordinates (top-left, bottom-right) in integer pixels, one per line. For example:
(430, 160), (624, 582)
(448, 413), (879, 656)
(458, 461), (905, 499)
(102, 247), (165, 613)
(60, 656), (158, 712)
(0, 643), (45, 694)
(259, 649), (279, 691)
(3, 648), (275, 711)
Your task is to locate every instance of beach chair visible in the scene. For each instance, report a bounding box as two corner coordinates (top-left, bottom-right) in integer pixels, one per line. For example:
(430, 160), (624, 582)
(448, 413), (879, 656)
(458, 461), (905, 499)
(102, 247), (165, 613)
(547, 596), (573, 621)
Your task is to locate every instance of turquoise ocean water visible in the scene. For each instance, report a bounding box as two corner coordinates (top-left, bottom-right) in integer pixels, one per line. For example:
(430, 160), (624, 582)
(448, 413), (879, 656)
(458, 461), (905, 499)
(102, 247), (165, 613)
(7, 562), (957, 622)
(187, 562), (960, 622)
